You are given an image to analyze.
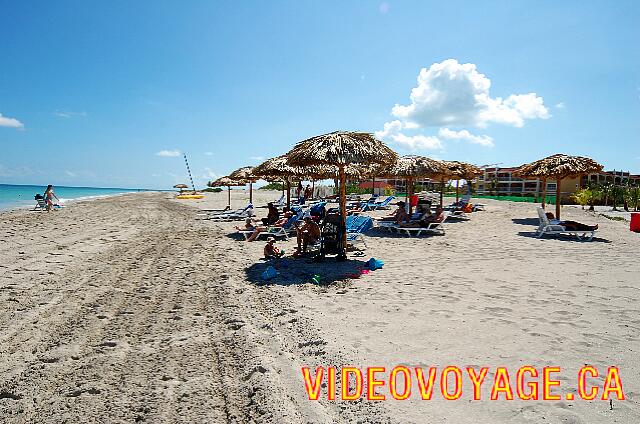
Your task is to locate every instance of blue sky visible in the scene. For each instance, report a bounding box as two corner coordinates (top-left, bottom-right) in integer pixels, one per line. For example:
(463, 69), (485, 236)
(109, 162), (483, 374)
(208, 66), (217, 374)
(1, 0), (638, 189)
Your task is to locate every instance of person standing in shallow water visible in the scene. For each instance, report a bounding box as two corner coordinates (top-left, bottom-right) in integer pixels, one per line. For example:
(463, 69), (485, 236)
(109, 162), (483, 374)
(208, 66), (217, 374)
(44, 185), (60, 212)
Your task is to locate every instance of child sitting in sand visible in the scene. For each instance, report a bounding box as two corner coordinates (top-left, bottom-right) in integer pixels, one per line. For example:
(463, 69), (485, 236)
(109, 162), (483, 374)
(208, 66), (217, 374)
(264, 237), (284, 259)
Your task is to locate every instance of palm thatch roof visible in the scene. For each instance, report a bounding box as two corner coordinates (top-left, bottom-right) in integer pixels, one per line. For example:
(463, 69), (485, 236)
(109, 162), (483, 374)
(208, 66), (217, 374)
(433, 160), (483, 180)
(228, 166), (258, 182)
(208, 176), (248, 187)
(376, 155), (445, 179)
(173, 184), (189, 189)
(253, 155), (371, 180)
(514, 154), (603, 179)
(286, 131), (398, 167)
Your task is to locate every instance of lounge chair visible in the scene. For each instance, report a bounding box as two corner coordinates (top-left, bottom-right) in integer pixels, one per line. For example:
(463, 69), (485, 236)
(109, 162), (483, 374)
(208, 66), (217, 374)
(33, 198), (47, 211)
(237, 209), (303, 240)
(206, 204), (254, 221)
(535, 207), (596, 241)
(368, 196), (396, 211)
(272, 194), (285, 207)
(345, 215), (374, 248)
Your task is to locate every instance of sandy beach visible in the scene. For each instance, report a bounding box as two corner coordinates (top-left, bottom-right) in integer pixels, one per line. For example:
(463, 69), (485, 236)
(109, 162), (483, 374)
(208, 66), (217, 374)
(1, 190), (639, 423)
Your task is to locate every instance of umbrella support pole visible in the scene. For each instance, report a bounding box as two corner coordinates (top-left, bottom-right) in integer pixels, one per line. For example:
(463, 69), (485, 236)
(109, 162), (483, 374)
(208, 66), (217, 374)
(249, 183), (253, 204)
(227, 186), (231, 208)
(556, 177), (562, 219)
(286, 180), (291, 208)
(338, 167), (347, 260)
(456, 180), (459, 204)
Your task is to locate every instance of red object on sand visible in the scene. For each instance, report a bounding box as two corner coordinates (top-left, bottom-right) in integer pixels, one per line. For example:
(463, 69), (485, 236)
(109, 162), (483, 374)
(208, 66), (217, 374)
(630, 212), (640, 233)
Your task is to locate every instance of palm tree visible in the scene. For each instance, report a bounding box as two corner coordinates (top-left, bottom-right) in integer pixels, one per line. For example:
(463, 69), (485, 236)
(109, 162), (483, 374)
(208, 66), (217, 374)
(600, 181), (613, 207)
(586, 185), (603, 211)
(610, 184), (626, 211)
(571, 188), (590, 210)
(626, 185), (640, 211)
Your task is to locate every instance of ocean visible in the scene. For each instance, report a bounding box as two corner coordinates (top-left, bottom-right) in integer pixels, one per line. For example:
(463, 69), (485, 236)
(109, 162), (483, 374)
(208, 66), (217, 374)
(0, 184), (147, 211)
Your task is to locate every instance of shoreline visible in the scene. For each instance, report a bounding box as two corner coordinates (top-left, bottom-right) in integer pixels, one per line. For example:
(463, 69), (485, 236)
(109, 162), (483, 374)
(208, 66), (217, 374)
(0, 190), (159, 214)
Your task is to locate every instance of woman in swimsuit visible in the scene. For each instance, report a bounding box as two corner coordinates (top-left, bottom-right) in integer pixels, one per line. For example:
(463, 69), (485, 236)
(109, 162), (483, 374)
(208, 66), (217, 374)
(44, 185), (60, 212)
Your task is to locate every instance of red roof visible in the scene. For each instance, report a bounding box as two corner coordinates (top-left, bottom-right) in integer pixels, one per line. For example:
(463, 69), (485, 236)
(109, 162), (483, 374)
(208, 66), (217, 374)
(359, 181), (392, 189)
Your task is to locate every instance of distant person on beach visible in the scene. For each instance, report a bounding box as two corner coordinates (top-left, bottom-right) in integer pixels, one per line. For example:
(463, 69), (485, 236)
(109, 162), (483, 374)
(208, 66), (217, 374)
(294, 216), (320, 255)
(44, 185), (60, 212)
(379, 201), (409, 224)
(296, 182), (303, 199)
(304, 185), (312, 200)
(264, 237), (284, 259)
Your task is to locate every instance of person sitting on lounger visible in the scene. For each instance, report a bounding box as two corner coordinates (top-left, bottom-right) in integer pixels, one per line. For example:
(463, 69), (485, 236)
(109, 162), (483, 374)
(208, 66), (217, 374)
(559, 220), (598, 231)
(294, 216), (321, 255)
(262, 202), (280, 225)
(245, 211), (293, 242)
(545, 212), (598, 231)
(400, 206), (445, 228)
(264, 237), (285, 259)
(379, 201), (409, 224)
(235, 217), (257, 232)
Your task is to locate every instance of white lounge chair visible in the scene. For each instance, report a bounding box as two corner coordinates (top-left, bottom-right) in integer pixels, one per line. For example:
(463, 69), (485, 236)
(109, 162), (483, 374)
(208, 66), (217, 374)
(535, 207), (596, 241)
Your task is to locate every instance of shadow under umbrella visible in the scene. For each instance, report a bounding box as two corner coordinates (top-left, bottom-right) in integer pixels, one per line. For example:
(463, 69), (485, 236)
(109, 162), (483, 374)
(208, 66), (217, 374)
(245, 256), (371, 286)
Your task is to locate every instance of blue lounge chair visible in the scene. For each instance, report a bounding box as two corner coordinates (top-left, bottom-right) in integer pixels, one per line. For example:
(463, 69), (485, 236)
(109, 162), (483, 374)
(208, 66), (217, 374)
(368, 196), (396, 211)
(345, 215), (374, 248)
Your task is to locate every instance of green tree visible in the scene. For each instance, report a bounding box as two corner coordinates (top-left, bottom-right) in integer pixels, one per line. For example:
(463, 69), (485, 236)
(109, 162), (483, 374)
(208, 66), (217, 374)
(571, 188), (590, 209)
(600, 182), (613, 206)
(585, 185), (603, 211)
(626, 185), (640, 211)
(610, 185), (626, 211)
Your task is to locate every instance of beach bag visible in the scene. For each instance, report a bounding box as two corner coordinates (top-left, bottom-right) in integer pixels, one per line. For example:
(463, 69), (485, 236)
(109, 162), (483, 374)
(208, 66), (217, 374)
(367, 258), (384, 271)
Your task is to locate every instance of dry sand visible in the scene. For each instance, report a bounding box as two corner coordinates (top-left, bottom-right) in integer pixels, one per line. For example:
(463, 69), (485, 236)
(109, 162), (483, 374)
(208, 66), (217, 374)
(1, 190), (639, 423)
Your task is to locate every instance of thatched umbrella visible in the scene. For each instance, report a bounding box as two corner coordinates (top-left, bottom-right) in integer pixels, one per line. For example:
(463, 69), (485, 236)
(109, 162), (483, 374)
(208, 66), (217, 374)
(377, 155), (444, 213)
(209, 176), (248, 207)
(286, 131), (397, 258)
(431, 160), (482, 206)
(253, 155), (370, 207)
(173, 183), (189, 194)
(253, 155), (309, 207)
(228, 166), (258, 204)
(514, 154), (603, 219)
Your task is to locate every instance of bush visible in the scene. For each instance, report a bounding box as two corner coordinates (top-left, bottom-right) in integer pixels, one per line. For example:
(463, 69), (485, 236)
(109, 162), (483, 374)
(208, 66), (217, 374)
(202, 187), (222, 193)
(259, 182), (283, 191)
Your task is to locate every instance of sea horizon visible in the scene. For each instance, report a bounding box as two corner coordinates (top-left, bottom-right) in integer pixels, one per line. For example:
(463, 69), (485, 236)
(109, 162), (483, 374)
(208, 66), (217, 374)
(0, 183), (151, 211)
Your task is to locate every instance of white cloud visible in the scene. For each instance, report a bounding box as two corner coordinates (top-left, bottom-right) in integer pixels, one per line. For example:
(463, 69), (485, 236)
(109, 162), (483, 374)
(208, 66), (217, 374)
(54, 110), (87, 118)
(438, 128), (494, 147)
(250, 156), (265, 162)
(204, 152), (213, 156)
(390, 59), (550, 128)
(64, 170), (77, 177)
(375, 120), (443, 150)
(555, 102), (565, 109)
(156, 150), (181, 157)
(0, 113), (24, 128)
(201, 167), (218, 179)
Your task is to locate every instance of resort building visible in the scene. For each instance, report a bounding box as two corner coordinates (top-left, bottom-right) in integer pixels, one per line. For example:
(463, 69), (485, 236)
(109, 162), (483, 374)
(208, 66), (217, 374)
(475, 167), (640, 201)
